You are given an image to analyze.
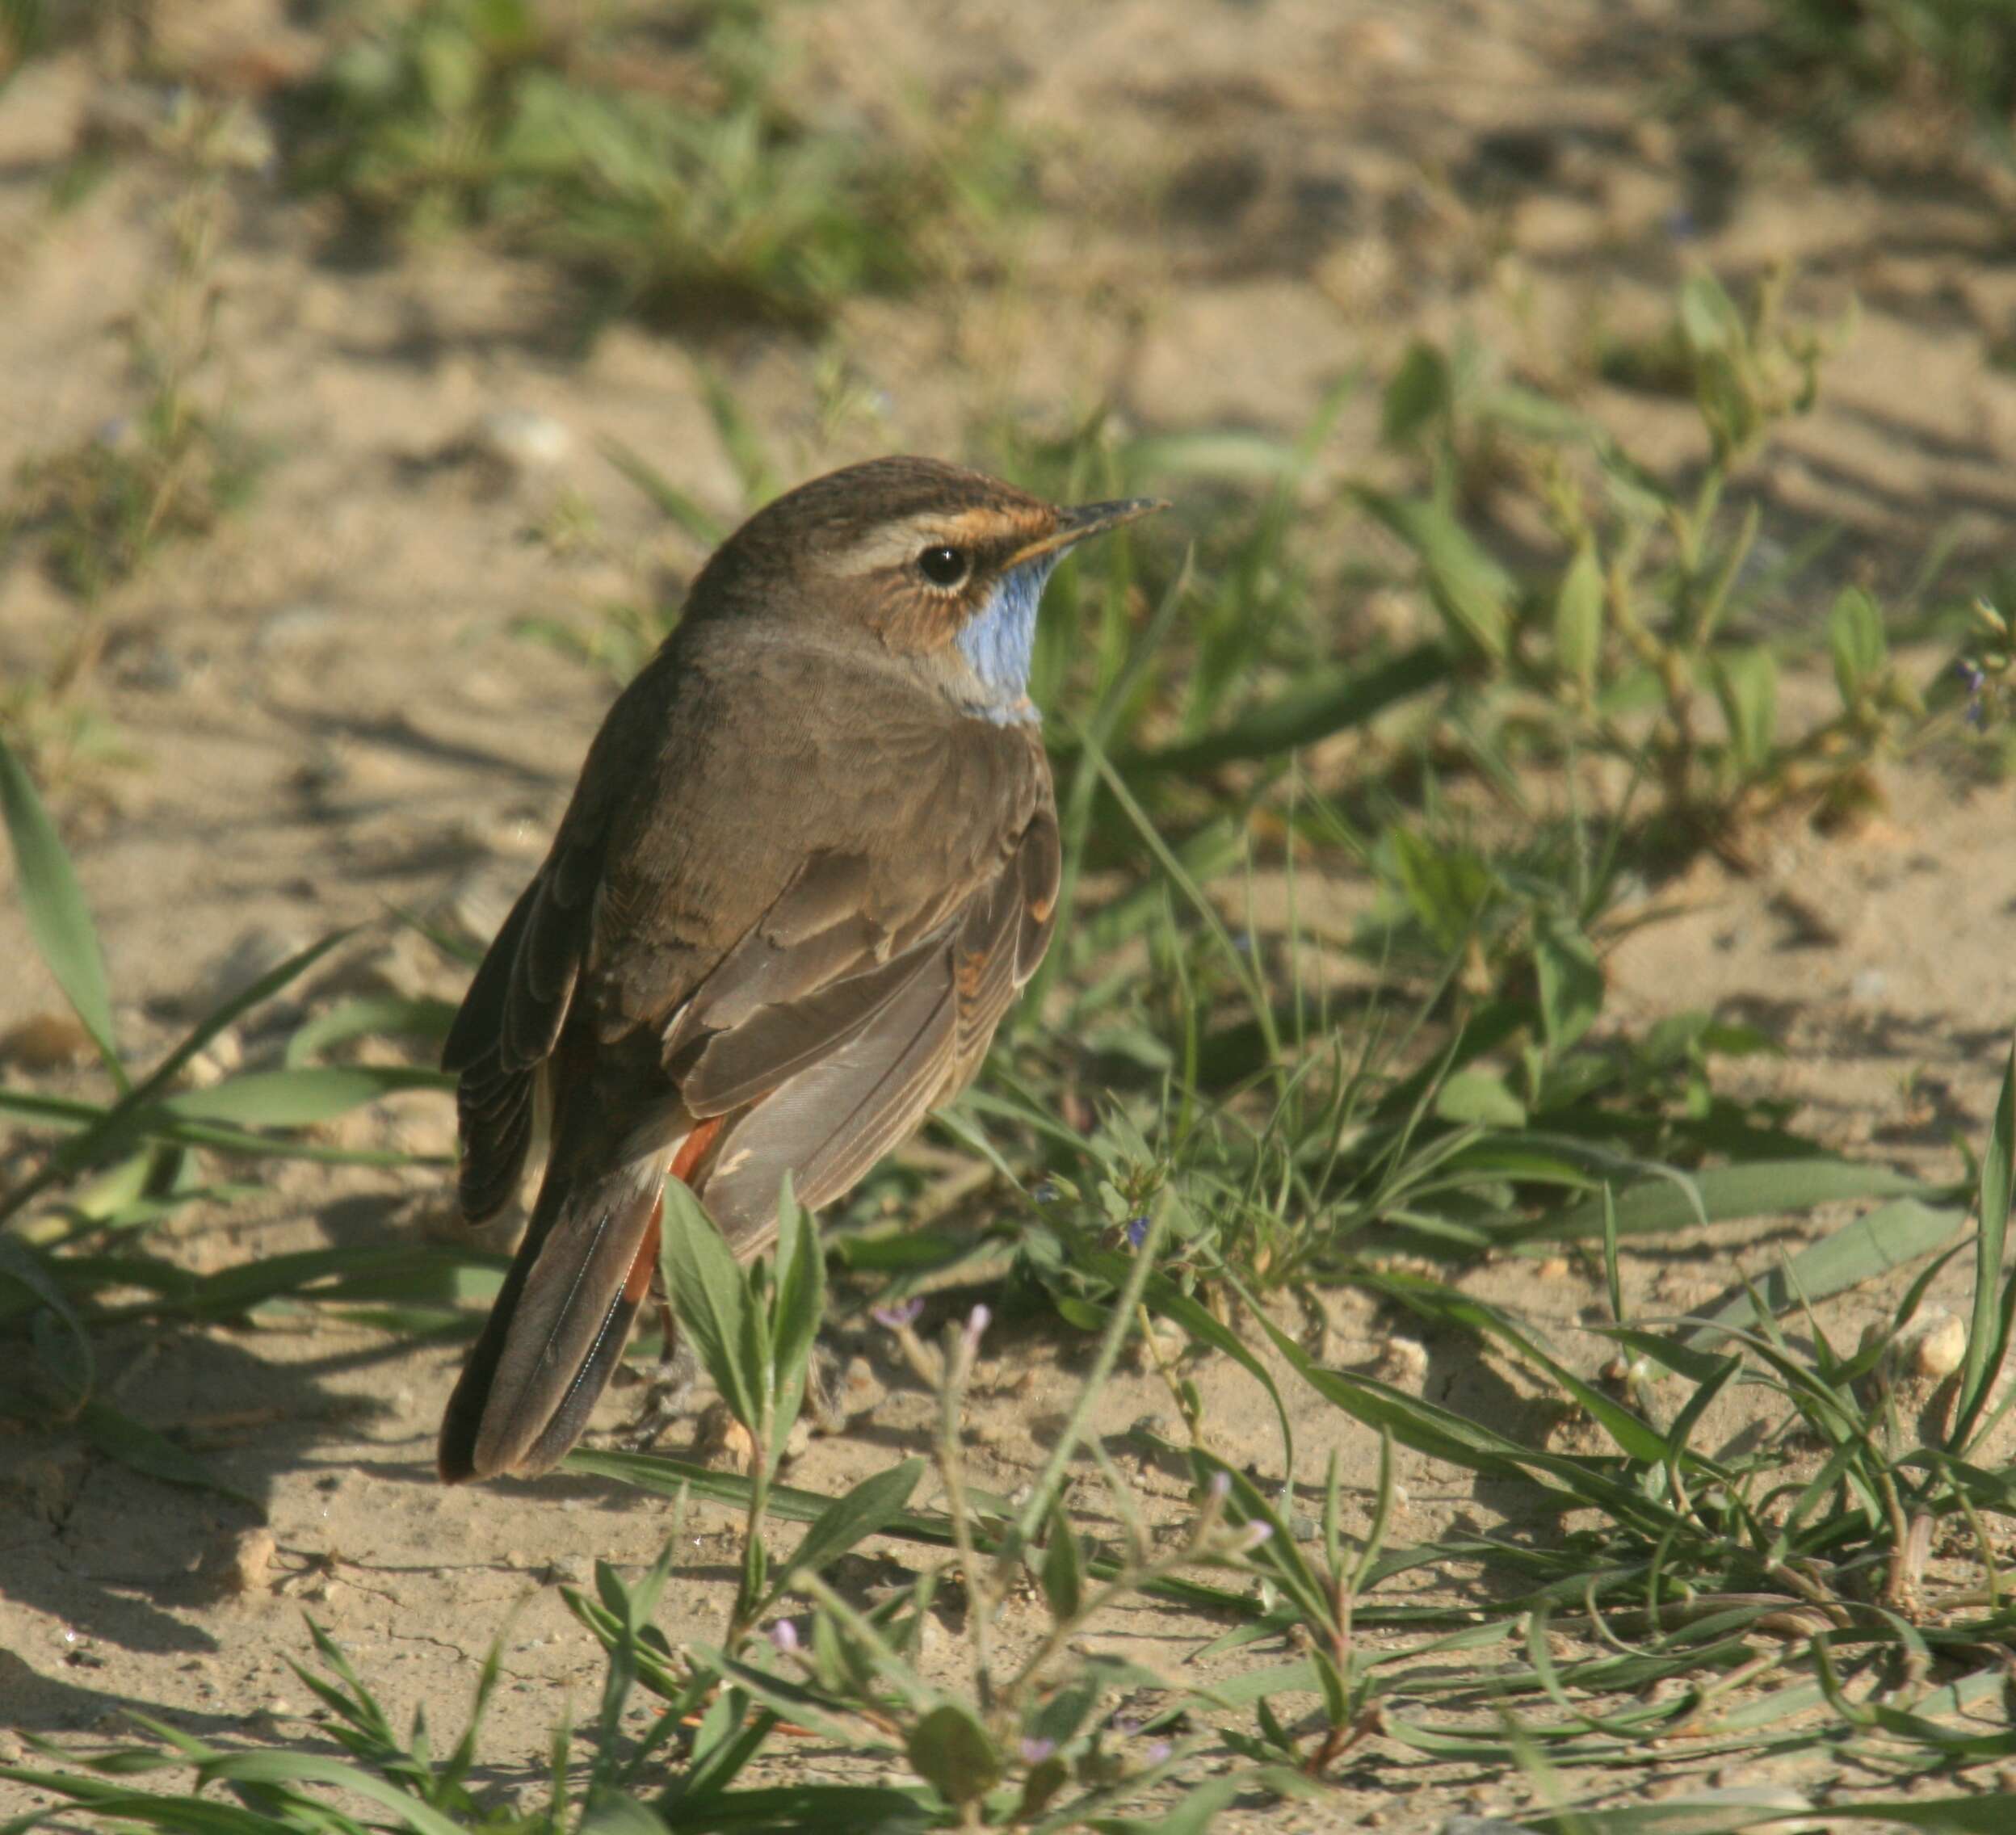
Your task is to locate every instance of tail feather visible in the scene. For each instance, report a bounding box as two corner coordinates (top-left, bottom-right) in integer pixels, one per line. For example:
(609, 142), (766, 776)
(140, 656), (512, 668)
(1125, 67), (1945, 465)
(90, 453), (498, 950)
(439, 1149), (665, 1483)
(439, 1115), (725, 1484)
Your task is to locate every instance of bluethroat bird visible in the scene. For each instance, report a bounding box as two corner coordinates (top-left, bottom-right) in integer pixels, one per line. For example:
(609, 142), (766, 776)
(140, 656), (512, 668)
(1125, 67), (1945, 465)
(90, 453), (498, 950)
(437, 456), (1166, 1482)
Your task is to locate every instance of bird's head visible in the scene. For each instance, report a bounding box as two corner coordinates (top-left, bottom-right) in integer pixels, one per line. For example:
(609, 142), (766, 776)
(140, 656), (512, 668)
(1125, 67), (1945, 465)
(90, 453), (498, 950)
(687, 456), (1167, 723)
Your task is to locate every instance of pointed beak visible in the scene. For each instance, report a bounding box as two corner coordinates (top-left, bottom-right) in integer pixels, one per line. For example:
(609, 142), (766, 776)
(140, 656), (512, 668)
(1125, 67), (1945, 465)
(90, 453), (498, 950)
(1008, 496), (1170, 568)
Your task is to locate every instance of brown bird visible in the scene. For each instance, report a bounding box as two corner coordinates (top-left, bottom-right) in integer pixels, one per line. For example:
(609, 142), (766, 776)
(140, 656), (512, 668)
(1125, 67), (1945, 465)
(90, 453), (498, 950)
(437, 456), (1165, 1482)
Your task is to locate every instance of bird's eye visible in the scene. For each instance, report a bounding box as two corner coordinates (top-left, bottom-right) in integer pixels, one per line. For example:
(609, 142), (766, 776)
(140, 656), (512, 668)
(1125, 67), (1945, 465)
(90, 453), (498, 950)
(918, 544), (970, 588)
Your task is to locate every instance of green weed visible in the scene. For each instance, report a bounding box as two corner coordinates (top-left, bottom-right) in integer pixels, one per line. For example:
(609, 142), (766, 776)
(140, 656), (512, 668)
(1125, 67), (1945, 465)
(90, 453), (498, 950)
(279, 0), (1025, 330)
(1699, 0), (2016, 169)
(0, 732), (486, 1505)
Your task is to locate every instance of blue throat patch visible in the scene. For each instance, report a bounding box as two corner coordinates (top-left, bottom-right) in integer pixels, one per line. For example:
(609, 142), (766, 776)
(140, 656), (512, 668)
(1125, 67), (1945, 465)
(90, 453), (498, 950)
(956, 556), (1057, 721)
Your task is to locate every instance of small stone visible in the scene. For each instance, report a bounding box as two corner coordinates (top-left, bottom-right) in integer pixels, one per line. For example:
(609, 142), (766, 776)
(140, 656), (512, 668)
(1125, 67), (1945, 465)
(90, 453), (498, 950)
(472, 408), (573, 473)
(832, 1354), (882, 1426)
(16, 1451), (86, 1524)
(1378, 1337), (1429, 1387)
(695, 1401), (758, 1474)
(183, 1028), (244, 1088)
(225, 1527), (277, 1595)
(0, 1012), (97, 1069)
(1535, 1257), (1571, 1281)
(1912, 1312), (1968, 1379)
(254, 603), (336, 657)
(544, 1553), (590, 1587)
(780, 1417), (812, 1463)
(913, 1609), (949, 1665)
(1850, 968), (1888, 1004)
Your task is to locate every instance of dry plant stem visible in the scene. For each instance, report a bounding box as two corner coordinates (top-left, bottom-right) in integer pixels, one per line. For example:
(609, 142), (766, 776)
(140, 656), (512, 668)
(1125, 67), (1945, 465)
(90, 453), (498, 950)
(1010, 1201), (1171, 1549)
(888, 1319), (943, 1388)
(1132, 1299), (1200, 1442)
(937, 1317), (995, 1712)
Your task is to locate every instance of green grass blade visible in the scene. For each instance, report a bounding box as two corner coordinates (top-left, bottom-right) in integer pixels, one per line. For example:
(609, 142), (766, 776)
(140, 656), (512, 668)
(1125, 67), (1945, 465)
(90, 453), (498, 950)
(285, 993), (456, 1068)
(1117, 643), (1449, 775)
(760, 1457), (924, 1608)
(1532, 1159), (1930, 1242)
(159, 1065), (452, 1127)
(0, 733), (124, 1085)
(1685, 1198), (1964, 1349)
(1957, 1037), (2016, 1445)
(76, 1399), (261, 1510)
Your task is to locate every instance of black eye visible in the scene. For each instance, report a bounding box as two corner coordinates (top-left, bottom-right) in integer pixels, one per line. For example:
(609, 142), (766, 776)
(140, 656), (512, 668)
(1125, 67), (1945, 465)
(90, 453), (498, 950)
(918, 544), (969, 587)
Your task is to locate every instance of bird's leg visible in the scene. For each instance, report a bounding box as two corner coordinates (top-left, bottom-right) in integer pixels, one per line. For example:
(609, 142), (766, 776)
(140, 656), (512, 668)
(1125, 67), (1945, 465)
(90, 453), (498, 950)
(622, 1272), (699, 1452)
(804, 1337), (850, 1436)
(617, 1126), (723, 1453)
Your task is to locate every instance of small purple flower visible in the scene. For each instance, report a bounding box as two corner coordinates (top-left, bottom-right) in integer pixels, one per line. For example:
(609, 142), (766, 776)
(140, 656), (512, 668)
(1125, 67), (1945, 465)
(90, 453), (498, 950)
(1958, 659), (1989, 729)
(871, 1298), (923, 1332)
(1208, 1471), (1231, 1501)
(1110, 1715), (1140, 1738)
(1018, 1736), (1056, 1764)
(1239, 1522), (1273, 1552)
(963, 1304), (991, 1352)
(769, 1619), (800, 1653)
(1033, 1181), (1060, 1205)
(1125, 1215), (1151, 1250)
(1144, 1740), (1173, 1766)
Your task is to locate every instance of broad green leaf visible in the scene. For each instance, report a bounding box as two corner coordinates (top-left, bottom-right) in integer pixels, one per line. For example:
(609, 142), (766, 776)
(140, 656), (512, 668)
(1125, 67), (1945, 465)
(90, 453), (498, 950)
(78, 1400), (261, 1510)
(1678, 269), (1745, 357)
(1380, 341), (1451, 447)
(1434, 1068), (1526, 1127)
(905, 1703), (999, 1806)
(1553, 541), (1604, 691)
(764, 1459), (922, 1605)
(1686, 1198), (1964, 1347)
(1039, 1501), (1083, 1623)
(1533, 913), (1603, 1053)
(1829, 585), (1887, 705)
(161, 1065), (449, 1127)
(658, 1178), (759, 1434)
(285, 993), (456, 1067)
(0, 733), (122, 1080)
(1358, 489), (1512, 658)
(1711, 645), (1777, 774)
(1534, 1159), (1927, 1242)
(767, 1178), (823, 1462)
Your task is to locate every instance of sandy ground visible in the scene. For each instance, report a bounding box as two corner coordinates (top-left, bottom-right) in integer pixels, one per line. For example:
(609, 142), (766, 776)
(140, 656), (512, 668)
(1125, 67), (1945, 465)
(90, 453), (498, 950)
(6, 2), (2016, 1827)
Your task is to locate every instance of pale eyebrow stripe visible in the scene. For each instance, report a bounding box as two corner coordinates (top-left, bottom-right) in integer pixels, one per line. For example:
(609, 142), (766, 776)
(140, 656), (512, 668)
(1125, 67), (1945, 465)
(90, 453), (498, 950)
(825, 506), (1039, 577)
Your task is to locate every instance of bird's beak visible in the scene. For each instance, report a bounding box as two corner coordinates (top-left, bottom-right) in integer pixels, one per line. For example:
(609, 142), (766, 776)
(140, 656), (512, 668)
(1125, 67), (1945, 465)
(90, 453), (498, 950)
(1008, 496), (1170, 568)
